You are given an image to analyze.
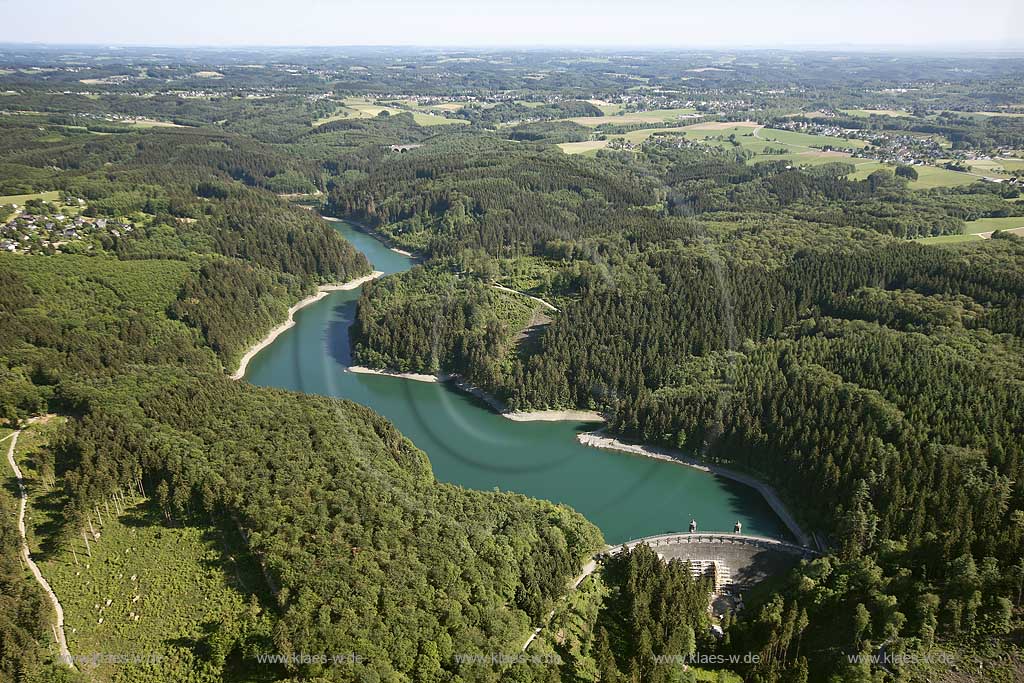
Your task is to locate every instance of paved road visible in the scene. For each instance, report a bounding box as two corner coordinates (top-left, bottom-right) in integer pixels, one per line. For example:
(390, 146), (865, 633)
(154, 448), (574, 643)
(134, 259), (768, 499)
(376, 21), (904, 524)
(5, 430), (74, 669)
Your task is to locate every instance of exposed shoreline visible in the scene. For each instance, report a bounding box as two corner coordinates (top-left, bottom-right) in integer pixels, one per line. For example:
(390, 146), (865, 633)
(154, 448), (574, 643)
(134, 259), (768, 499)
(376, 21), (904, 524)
(230, 271), (384, 380)
(346, 366), (604, 422)
(577, 430), (812, 548)
(347, 365), (448, 383)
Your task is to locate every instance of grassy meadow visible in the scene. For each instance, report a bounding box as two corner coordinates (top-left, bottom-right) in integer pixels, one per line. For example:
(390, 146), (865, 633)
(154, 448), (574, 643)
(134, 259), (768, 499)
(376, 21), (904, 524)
(850, 162), (981, 189)
(568, 107), (700, 127)
(0, 190), (61, 205)
(964, 216), (1024, 234)
(314, 98), (468, 127)
(842, 109), (912, 118)
(13, 417), (271, 683)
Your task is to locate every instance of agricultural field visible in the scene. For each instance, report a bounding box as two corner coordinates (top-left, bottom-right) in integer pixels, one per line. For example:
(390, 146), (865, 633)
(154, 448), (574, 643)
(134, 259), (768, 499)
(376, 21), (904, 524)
(753, 126), (869, 150)
(850, 162), (981, 188)
(964, 216), (1024, 234)
(558, 139), (608, 155)
(916, 233), (983, 245)
(585, 99), (625, 115)
(562, 123), (868, 162)
(560, 123), (994, 192)
(843, 108), (912, 118)
(963, 111), (1024, 118)
(966, 157), (1024, 177)
(567, 107), (700, 127)
(315, 98), (468, 127)
(121, 118), (182, 128)
(915, 216), (1024, 244)
(14, 418), (269, 682)
(423, 101), (470, 111)
(900, 165), (981, 189)
(0, 190), (61, 206)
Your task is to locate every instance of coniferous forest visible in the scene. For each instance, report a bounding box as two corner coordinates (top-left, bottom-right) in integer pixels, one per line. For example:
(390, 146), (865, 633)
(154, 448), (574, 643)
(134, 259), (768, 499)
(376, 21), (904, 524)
(2, 45), (1024, 683)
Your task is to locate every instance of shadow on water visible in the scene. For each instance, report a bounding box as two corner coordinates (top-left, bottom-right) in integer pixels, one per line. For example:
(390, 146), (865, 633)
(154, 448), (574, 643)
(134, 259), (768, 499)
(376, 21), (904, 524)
(326, 300), (357, 367)
(716, 474), (793, 543)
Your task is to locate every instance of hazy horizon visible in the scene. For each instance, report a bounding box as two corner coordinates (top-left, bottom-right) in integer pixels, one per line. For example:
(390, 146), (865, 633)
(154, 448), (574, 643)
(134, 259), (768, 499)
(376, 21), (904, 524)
(0, 0), (1020, 50)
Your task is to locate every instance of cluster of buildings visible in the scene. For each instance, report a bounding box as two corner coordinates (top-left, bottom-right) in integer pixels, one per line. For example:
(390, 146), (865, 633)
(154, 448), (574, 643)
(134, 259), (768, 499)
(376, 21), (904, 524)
(0, 210), (133, 254)
(852, 133), (946, 166)
(775, 119), (945, 165)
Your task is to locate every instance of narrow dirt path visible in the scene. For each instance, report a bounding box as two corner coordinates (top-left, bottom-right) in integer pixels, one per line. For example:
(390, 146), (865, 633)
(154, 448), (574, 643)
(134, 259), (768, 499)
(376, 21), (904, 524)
(491, 284), (558, 312)
(977, 225), (1024, 239)
(521, 558), (599, 651)
(5, 430), (74, 669)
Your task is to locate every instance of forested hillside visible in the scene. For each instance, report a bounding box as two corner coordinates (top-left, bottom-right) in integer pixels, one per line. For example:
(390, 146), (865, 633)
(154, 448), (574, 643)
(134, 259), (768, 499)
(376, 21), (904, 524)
(4, 46), (1024, 683)
(0, 100), (602, 681)
(54, 369), (602, 681)
(334, 123), (1024, 680)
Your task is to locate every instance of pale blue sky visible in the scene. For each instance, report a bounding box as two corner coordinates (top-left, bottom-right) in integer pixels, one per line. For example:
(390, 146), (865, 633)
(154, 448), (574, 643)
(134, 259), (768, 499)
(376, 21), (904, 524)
(1, 0), (1020, 49)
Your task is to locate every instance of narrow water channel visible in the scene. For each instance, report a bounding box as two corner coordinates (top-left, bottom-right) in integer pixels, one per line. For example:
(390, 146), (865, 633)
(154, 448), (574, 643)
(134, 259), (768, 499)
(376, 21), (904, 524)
(242, 220), (789, 544)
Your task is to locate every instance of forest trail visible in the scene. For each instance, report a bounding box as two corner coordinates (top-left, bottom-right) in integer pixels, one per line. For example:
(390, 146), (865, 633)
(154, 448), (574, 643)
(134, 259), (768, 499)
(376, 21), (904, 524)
(491, 284), (558, 312)
(521, 557), (599, 651)
(5, 429), (75, 669)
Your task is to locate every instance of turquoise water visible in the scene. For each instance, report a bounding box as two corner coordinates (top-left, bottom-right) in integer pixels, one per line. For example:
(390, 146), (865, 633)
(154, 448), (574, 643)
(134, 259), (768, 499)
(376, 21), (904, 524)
(243, 221), (789, 544)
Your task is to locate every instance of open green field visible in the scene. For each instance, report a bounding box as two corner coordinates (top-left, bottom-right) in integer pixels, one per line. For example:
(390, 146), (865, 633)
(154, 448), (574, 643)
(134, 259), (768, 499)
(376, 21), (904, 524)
(964, 216), (1024, 234)
(914, 215), (1024, 245)
(122, 118), (182, 128)
(621, 121), (759, 144)
(843, 109), (912, 118)
(558, 123), (990, 192)
(568, 107), (700, 127)
(917, 233), (982, 245)
(850, 163), (981, 189)
(14, 418), (269, 682)
(749, 151), (864, 167)
(754, 127), (869, 150)
(419, 101), (469, 112)
(585, 99), (625, 116)
(966, 157), (1024, 176)
(314, 99), (468, 127)
(558, 140), (608, 155)
(903, 165), (981, 189)
(644, 124), (867, 165)
(0, 190), (61, 205)
(562, 123), (867, 162)
(963, 111), (1024, 118)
